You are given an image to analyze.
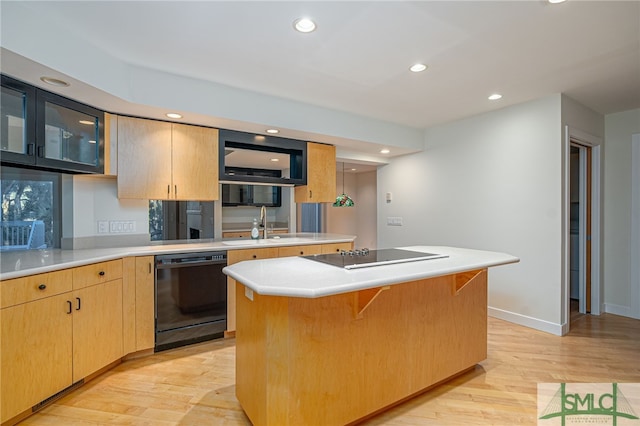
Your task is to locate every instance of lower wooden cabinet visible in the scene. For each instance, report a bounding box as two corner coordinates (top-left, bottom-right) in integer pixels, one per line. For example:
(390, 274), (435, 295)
(0, 261), (124, 424)
(72, 279), (123, 382)
(1, 293), (73, 423)
(134, 256), (155, 351)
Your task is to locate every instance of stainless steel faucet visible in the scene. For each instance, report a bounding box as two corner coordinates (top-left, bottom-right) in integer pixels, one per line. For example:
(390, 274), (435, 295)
(260, 205), (268, 239)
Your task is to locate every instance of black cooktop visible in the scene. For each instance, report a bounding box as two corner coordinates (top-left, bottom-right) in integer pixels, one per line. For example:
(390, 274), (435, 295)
(303, 248), (448, 270)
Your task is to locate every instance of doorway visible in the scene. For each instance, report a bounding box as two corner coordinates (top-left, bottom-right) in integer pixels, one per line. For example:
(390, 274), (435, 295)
(569, 143), (591, 319)
(565, 126), (602, 333)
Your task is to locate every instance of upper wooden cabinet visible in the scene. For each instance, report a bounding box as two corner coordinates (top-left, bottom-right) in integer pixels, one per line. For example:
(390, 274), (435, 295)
(117, 116), (219, 200)
(294, 142), (336, 203)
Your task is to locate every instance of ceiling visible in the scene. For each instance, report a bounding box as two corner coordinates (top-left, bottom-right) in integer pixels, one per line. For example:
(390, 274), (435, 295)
(1, 1), (639, 168)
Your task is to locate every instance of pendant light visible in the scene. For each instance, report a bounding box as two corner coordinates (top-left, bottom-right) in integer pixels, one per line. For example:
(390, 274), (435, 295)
(333, 162), (355, 207)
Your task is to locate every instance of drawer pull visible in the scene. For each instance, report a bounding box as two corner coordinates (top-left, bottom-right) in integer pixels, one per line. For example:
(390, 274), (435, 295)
(38, 284), (47, 290)
(98, 271), (105, 276)
(67, 300), (73, 314)
(76, 297), (81, 311)
(252, 255), (257, 259)
(299, 251), (304, 255)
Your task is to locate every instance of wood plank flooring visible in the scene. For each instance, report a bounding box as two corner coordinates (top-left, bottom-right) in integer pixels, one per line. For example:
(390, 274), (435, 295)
(19, 313), (640, 425)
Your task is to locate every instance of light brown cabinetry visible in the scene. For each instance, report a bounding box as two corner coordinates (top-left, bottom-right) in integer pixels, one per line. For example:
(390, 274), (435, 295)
(117, 116), (219, 200)
(278, 244), (323, 257)
(1, 293), (73, 423)
(295, 142), (336, 203)
(134, 256), (155, 351)
(0, 260), (123, 424)
(226, 247), (279, 334)
(225, 241), (354, 334)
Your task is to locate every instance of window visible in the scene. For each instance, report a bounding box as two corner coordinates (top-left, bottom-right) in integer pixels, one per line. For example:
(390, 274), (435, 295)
(1, 166), (61, 250)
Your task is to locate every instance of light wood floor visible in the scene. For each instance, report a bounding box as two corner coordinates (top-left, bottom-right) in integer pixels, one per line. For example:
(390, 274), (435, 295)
(20, 313), (640, 425)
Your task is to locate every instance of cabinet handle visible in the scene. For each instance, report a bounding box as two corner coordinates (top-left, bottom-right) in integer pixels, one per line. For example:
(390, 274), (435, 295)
(38, 284), (47, 290)
(309, 190), (313, 198)
(148, 262), (152, 274)
(175, 185), (178, 197)
(76, 297), (81, 311)
(37, 146), (45, 158)
(167, 185), (171, 195)
(27, 143), (35, 156)
(67, 300), (73, 314)
(98, 271), (105, 276)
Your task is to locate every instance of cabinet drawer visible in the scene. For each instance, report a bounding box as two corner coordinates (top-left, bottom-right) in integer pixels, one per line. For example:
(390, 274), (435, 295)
(278, 245), (323, 258)
(227, 247), (279, 264)
(223, 232), (250, 239)
(321, 242), (354, 254)
(72, 259), (123, 290)
(1, 269), (73, 309)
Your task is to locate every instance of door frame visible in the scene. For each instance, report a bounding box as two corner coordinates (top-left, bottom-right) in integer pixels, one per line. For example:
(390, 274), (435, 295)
(631, 134), (640, 319)
(562, 126), (602, 334)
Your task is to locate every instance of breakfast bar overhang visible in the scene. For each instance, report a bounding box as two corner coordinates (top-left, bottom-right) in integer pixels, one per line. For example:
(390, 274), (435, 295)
(223, 246), (519, 426)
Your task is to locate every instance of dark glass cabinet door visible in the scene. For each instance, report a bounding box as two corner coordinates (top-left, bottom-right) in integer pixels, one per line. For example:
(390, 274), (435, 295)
(0, 75), (36, 165)
(36, 90), (104, 173)
(1, 74), (104, 174)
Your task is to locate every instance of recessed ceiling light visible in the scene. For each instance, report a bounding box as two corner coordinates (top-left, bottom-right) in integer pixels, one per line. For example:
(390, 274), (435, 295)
(166, 113), (182, 119)
(351, 168), (357, 171)
(293, 17), (316, 33)
(548, 0), (567, 3)
(488, 93), (503, 101)
(380, 149), (390, 154)
(88, 140), (96, 144)
(270, 158), (280, 162)
(78, 120), (94, 125)
(40, 76), (70, 87)
(409, 63), (427, 73)
(266, 129), (279, 134)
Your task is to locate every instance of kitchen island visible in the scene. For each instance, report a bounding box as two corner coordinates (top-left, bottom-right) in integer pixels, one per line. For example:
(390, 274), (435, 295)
(223, 246), (518, 426)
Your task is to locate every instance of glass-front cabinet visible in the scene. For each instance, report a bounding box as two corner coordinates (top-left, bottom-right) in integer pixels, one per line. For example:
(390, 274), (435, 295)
(1, 75), (36, 164)
(1, 74), (104, 174)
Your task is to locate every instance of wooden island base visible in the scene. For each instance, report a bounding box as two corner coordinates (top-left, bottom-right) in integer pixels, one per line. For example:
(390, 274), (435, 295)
(235, 269), (488, 426)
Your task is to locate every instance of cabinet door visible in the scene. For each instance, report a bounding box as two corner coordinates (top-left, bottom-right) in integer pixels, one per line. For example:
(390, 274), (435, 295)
(135, 256), (155, 351)
(72, 280), (123, 382)
(0, 75), (36, 166)
(117, 116), (172, 199)
(36, 90), (104, 173)
(1, 294), (73, 423)
(294, 142), (336, 203)
(171, 124), (219, 200)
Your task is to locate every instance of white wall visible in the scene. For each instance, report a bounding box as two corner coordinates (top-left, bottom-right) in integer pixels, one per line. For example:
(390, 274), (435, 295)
(356, 171), (377, 249)
(378, 95), (565, 333)
(65, 175), (149, 248)
(603, 108), (640, 317)
(325, 169), (377, 249)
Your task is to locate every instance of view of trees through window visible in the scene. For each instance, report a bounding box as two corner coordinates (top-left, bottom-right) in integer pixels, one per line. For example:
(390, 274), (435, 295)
(1, 167), (60, 250)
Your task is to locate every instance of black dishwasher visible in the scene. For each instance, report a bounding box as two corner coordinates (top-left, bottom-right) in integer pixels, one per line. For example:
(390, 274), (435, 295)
(155, 251), (227, 351)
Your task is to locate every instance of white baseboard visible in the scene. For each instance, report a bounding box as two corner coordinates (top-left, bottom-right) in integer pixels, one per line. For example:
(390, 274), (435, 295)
(488, 307), (564, 336)
(604, 303), (638, 319)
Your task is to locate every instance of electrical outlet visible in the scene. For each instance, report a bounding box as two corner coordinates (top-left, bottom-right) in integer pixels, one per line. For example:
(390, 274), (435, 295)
(387, 216), (403, 226)
(109, 220), (136, 233)
(97, 220), (109, 233)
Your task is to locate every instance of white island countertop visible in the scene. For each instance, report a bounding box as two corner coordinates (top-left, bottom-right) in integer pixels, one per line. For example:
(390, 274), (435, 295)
(0, 233), (355, 280)
(223, 246), (519, 298)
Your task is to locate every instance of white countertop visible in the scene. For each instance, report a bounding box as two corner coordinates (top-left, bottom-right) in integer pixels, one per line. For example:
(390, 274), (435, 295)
(0, 233), (355, 280)
(223, 246), (519, 298)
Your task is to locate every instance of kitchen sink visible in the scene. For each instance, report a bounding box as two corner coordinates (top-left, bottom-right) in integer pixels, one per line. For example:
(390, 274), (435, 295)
(222, 237), (315, 246)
